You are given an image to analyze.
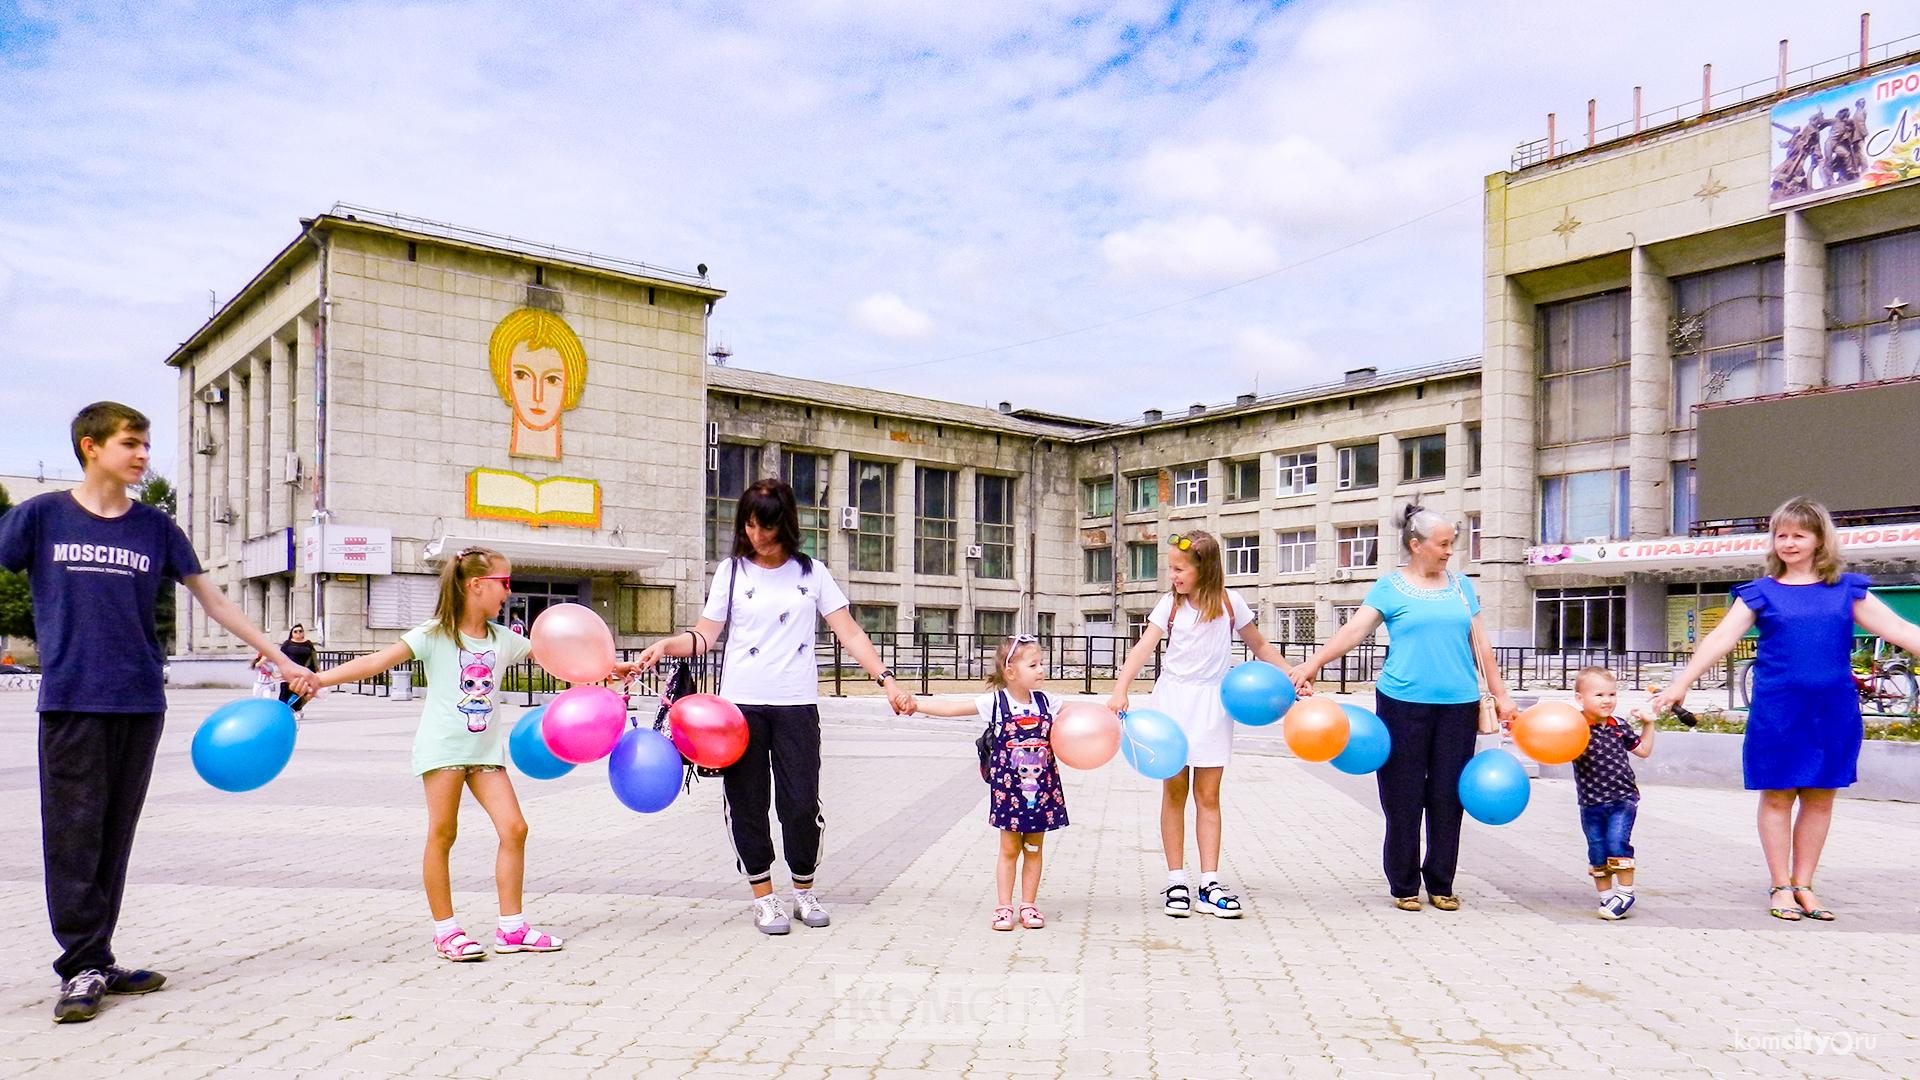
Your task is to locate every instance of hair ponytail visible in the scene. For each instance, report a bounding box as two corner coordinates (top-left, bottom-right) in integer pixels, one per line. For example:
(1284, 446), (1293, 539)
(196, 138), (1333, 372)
(1399, 503), (1449, 553)
(433, 546), (503, 641)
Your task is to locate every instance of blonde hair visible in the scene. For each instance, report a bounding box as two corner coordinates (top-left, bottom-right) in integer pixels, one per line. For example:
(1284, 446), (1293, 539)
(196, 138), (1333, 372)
(1765, 497), (1844, 584)
(433, 546), (504, 642)
(487, 308), (588, 410)
(1574, 666), (1617, 692)
(1171, 530), (1227, 623)
(986, 636), (1041, 690)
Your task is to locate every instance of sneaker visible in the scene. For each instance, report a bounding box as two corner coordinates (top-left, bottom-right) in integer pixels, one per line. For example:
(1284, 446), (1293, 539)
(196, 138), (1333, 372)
(494, 925), (564, 953)
(793, 891), (830, 928)
(54, 970), (107, 1023)
(1161, 884), (1192, 918)
(753, 894), (791, 935)
(1197, 882), (1244, 919)
(103, 966), (167, 995)
(1602, 892), (1636, 920)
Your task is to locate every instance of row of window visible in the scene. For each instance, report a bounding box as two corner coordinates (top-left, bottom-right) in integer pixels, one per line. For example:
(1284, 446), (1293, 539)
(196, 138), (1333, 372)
(707, 447), (1018, 577)
(1081, 516), (1486, 584)
(1539, 227), (1920, 447)
(1080, 430), (1482, 518)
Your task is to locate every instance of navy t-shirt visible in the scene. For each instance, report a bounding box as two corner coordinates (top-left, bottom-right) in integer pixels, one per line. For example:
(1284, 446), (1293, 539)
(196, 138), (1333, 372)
(0, 492), (203, 714)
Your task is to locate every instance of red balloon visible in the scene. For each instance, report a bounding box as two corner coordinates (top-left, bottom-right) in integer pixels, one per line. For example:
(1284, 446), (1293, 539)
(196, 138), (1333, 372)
(667, 694), (750, 769)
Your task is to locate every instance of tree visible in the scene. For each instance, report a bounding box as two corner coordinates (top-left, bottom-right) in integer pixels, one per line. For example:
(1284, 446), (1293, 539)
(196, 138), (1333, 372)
(138, 474), (179, 647)
(0, 482), (31, 644)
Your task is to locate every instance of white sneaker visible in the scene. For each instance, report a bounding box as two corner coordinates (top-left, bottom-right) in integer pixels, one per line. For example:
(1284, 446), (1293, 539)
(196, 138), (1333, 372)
(752, 894), (790, 935)
(793, 891), (830, 928)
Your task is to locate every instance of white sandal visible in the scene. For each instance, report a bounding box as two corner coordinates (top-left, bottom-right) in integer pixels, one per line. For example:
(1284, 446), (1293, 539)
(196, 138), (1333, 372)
(434, 927), (487, 962)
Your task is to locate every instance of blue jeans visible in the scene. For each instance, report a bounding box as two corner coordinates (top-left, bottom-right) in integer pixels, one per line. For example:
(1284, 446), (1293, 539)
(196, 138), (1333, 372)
(1579, 799), (1637, 867)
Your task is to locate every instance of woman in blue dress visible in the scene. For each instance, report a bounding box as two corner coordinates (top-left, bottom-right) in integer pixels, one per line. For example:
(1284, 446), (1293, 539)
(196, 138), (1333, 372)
(1653, 498), (1920, 921)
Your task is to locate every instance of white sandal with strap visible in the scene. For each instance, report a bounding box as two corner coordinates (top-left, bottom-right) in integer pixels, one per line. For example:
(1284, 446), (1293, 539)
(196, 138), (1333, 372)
(434, 927), (487, 962)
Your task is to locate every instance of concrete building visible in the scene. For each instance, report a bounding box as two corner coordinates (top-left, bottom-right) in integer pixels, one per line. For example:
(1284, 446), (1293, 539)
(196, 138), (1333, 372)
(164, 207), (720, 673)
(1483, 35), (1920, 652)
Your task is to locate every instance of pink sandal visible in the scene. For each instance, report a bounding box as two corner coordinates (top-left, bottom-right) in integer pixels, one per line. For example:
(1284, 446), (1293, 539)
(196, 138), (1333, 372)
(991, 906), (1016, 931)
(495, 925), (564, 953)
(434, 928), (487, 962)
(1019, 904), (1045, 929)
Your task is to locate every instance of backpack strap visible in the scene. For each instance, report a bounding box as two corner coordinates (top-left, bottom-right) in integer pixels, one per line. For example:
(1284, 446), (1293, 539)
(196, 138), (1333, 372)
(1032, 689), (1052, 720)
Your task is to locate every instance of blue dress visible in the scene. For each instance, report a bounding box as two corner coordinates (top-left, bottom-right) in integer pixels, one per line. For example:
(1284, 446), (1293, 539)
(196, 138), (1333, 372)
(1733, 574), (1869, 790)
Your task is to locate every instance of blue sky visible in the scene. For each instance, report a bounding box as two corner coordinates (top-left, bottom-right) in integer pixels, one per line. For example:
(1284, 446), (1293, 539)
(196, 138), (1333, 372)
(2, 0), (1913, 480)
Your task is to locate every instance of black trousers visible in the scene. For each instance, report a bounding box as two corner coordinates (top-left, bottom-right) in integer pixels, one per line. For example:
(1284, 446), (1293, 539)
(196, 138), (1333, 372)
(39, 711), (165, 981)
(721, 704), (824, 887)
(1374, 692), (1479, 898)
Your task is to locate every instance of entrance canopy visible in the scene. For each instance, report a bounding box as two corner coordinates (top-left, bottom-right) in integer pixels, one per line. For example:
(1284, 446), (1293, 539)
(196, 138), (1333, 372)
(423, 534), (669, 573)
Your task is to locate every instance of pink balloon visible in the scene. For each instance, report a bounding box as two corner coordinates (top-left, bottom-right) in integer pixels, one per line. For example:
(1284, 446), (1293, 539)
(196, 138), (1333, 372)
(541, 685), (626, 764)
(667, 694), (750, 769)
(1050, 701), (1121, 770)
(530, 603), (617, 684)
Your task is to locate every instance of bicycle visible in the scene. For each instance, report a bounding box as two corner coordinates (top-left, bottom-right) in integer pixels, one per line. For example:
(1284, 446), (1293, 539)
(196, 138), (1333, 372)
(1739, 637), (1919, 717)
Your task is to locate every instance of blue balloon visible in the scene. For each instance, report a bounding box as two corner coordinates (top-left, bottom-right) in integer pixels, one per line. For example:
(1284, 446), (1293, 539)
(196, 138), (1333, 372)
(607, 727), (683, 813)
(191, 698), (298, 792)
(1119, 709), (1190, 780)
(1459, 748), (1531, 825)
(1219, 661), (1296, 727)
(1330, 704), (1392, 774)
(510, 706), (574, 780)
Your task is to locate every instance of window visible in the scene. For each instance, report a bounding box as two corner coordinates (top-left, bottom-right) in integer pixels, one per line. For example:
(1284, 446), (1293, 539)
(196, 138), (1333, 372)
(851, 604), (896, 637)
(1223, 534), (1259, 576)
(1535, 586), (1626, 652)
(1827, 229), (1920, 386)
(1225, 459), (1259, 503)
(1334, 604), (1375, 641)
(1671, 460), (1697, 535)
(1127, 541), (1158, 582)
(914, 467), (957, 576)
(1126, 474), (1160, 513)
(1276, 528), (1316, 573)
(1336, 443), (1378, 490)
(1664, 582), (1741, 651)
(780, 450), (831, 559)
(617, 584), (674, 635)
(851, 459), (896, 572)
(1036, 613), (1056, 641)
(1467, 513), (1483, 562)
(1336, 524), (1379, 569)
(1672, 260), (1784, 427)
(1538, 291), (1630, 445)
(1083, 546), (1113, 584)
(976, 608), (1015, 641)
(915, 606), (956, 644)
(1172, 464), (1208, 507)
(1467, 426), (1482, 477)
(1272, 606), (1316, 644)
(1540, 469), (1629, 544)
(1399, 434), (1446, 483)
(1127, 611), (1152, 641)
(975, 473), (1015, 580)
(1276, 451), (1317, 496)
(1082, 476), (1113, 517)
(706, 443), (758, 563)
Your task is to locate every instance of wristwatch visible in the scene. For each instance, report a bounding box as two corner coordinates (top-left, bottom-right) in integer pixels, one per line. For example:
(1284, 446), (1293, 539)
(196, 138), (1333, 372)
(874, 668), (895, 685)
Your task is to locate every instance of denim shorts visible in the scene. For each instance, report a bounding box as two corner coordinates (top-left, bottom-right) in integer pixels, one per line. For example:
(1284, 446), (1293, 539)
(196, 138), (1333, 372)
(1579, 799), (1637, 866)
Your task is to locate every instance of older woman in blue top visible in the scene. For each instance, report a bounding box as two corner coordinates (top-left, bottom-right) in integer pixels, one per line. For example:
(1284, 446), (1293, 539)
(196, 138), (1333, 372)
(1293, 505), (1517, 911)
(1652, 498), (1920, 921)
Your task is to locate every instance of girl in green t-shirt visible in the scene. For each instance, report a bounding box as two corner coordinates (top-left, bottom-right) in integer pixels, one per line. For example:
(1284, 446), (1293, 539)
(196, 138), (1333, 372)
(317, 547), (564, 962)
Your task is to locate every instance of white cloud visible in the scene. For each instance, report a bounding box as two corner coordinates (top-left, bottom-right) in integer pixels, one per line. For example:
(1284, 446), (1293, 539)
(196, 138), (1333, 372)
(1100, 214), (1278, 283)
(849, 292), (934, 341)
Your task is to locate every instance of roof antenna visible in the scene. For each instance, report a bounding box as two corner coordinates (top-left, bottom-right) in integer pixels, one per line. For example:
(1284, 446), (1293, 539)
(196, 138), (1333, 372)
(208, 289), (216, 317)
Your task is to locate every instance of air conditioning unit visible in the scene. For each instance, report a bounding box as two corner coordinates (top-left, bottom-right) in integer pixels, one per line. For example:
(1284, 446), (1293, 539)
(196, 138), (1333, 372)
(199, 386), (226, 405)
(838, 506), (859, 530)
(964, 544), (983, 560)
(211, 497), (235, 524)
(194, 430), (218, 456)
(1330, 567), (1355, 582)
(284, 451), (303, 484)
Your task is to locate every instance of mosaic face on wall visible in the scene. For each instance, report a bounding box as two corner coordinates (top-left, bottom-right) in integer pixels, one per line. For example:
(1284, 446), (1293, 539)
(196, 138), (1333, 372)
(465, 307), (602, 529)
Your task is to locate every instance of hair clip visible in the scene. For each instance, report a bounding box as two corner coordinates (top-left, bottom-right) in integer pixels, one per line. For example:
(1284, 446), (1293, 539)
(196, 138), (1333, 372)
(1166, 533), (1193, 550)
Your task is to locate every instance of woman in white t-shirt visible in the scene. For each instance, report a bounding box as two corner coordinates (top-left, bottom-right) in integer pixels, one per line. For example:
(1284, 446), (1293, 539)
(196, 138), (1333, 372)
(635, 479), (913, 936)
(1108, 531), (1297, 919)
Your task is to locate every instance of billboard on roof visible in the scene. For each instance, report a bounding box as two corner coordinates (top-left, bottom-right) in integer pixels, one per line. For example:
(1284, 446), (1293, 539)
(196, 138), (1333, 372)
(1769, 60), (1920, 211)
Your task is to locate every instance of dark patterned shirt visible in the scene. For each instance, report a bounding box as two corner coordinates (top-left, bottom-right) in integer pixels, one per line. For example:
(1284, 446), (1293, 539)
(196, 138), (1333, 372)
(1571, 717), (1643, 807)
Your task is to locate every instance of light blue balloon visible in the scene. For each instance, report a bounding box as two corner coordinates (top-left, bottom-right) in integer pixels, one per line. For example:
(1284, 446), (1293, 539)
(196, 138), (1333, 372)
(1459, 748), (1531, 825)
(1219, 661), (1297, 727)
(607, 727), (683, 813)
(509, 705), (575, 780)
(191, 698), (298, 792)
(1119, 709), (1190, 780)
(1330, 704), (1391, 774)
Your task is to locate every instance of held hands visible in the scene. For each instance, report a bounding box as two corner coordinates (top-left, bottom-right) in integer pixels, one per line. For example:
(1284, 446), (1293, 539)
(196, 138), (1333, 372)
(1289, 664), (1319, 695)
(276, 658), (318, 697)
(633, 642), (671, 673)
(884, 681), (915, 716)
(1647, 685), (1684, 716)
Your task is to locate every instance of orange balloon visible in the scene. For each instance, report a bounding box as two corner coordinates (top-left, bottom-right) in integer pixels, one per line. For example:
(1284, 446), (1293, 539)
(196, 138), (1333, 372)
(1050, 702), (1121, 770)
(1512, 701), (1591, 765)
(1283, 698), (1351, 762)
